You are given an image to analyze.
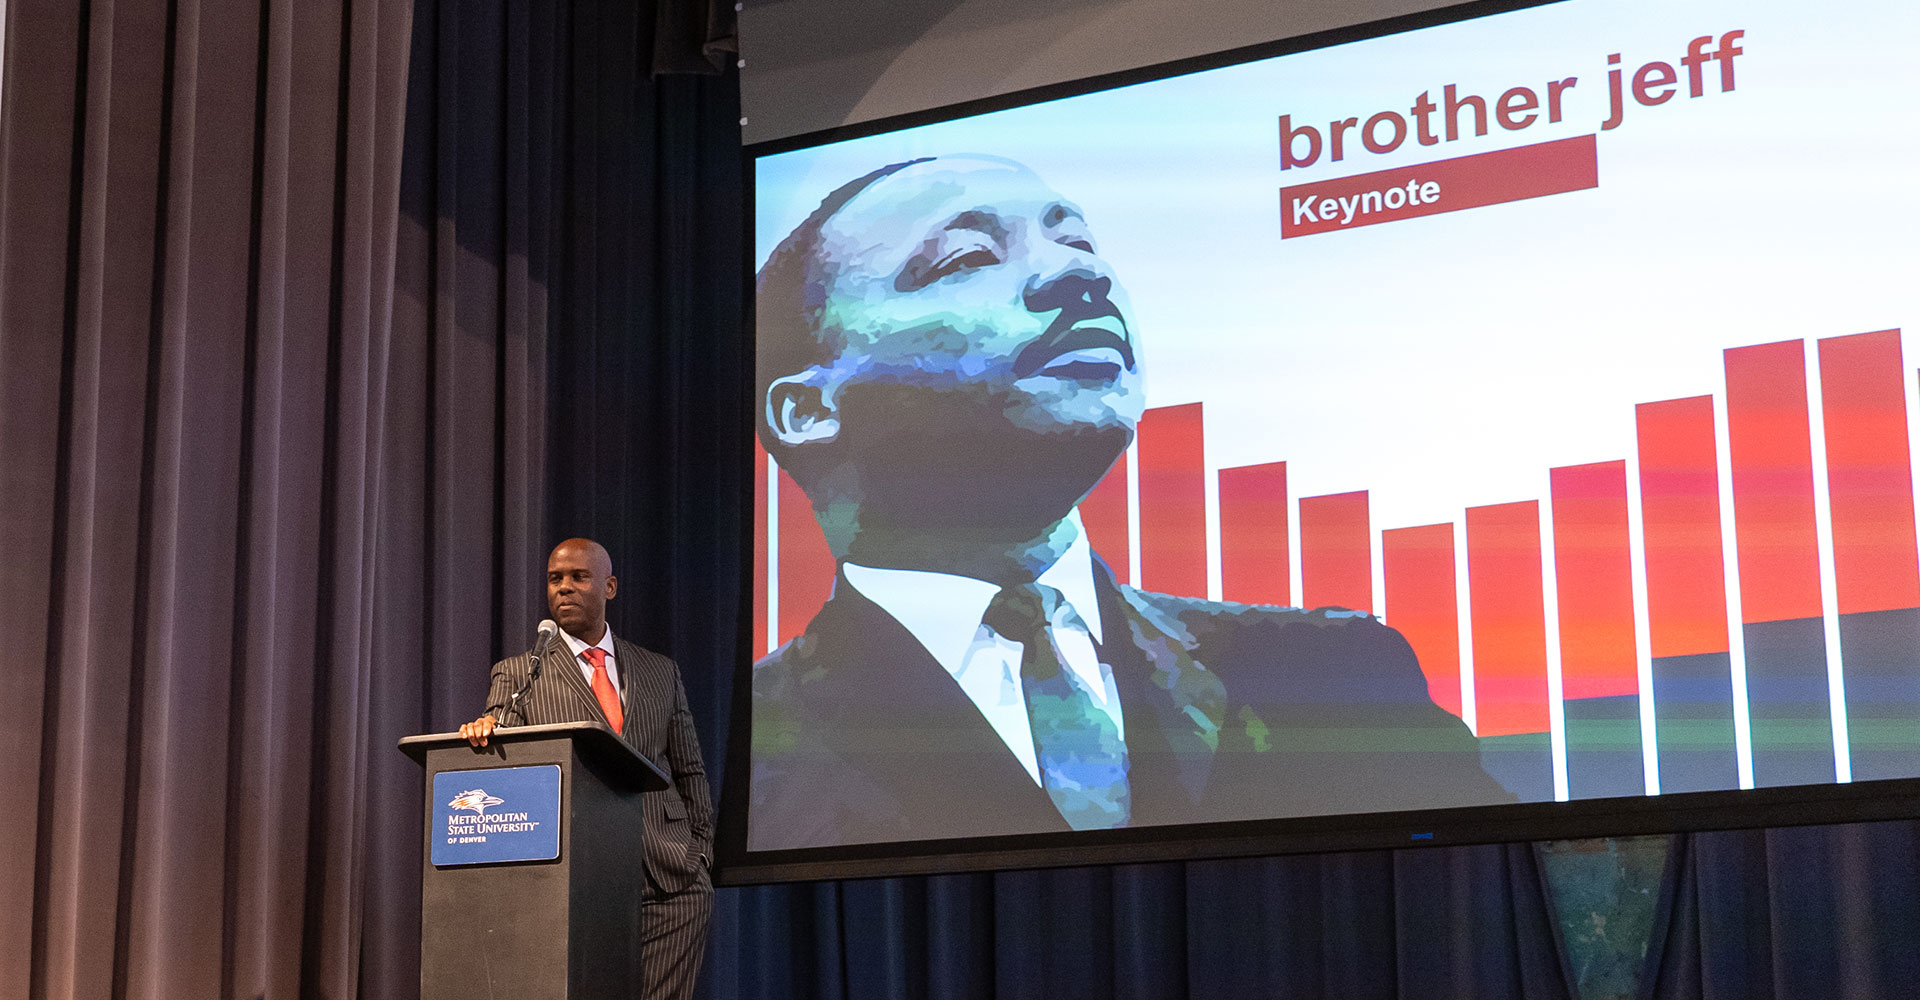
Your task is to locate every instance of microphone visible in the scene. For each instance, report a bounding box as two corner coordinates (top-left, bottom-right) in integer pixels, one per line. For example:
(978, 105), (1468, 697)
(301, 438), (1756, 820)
(501, 619), (559, 727)
(530, 618), (559, 662)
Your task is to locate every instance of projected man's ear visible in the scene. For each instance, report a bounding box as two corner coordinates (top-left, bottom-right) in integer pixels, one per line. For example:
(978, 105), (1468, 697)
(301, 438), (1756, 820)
(766, 372), (841, 448)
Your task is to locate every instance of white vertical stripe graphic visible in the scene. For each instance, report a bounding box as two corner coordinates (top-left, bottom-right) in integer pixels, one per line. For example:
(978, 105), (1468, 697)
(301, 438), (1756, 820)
(766, 453), (780, 655)
(1910, 331), (1920, 643)
(1370, 499), (1386, 623)
(1805, 337), (1853, 782)
(1909, 331), (1920, 772)
(1540, 495), (1569, 801)
(1205, 452), (1224, 603)
(1712, 392), (1756, 790)
(1455, 520), (1477, 735)
(1289, 483), (1305, 612)
(1623, 447), (1661, 796)
(1125, 441), (1142, 588)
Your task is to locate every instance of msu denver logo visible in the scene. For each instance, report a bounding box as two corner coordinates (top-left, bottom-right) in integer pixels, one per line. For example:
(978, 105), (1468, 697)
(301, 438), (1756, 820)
(448, 788), (505, 818)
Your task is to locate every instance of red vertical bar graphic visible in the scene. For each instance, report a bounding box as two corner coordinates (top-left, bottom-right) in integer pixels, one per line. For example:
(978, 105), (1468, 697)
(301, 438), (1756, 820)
(1819, 330), (1920, 614)
(1636, 397), (1730, 657)
(1299, 491), (1371, 613)
(753, 441), (769, 658)
(1724, 340), (1824, 623)
(1551, 461), (1639, 699)
(1078, 457), (1131, 586)
(777, 469), (834, 647)
(1383, 523), (1461, 716)
(1467, 501), (1550, 736)
(1219, 461), (1289, 606)
(1136, 403), (1207, 598)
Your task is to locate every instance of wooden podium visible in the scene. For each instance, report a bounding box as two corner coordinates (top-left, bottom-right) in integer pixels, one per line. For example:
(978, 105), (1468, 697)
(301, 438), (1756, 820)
(400, 722), (669, 1000)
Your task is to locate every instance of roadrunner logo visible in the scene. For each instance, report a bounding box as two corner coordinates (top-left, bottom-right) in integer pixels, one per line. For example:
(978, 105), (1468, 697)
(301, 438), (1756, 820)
(448, 788), (505, 817)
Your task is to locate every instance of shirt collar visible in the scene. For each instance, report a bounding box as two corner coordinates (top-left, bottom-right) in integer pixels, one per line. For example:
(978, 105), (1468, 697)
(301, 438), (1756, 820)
(560, 625), (615, 661)
(840, 511), (1105, 672)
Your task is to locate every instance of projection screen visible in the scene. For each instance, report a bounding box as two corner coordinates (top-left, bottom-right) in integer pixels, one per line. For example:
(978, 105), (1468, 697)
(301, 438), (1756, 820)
(718, 0), (1920, 884)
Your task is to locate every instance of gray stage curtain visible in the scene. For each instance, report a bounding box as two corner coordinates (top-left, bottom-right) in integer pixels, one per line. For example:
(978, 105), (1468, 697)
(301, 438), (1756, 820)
(0, 0), (428, 996)
(0, 0), (739, 995)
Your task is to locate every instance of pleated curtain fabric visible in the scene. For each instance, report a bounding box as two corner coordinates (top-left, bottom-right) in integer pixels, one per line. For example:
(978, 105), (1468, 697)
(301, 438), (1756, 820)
(0, 0), (742, 995)
(0, 0), (417, 996)
(1639, 822), (1920, 1000)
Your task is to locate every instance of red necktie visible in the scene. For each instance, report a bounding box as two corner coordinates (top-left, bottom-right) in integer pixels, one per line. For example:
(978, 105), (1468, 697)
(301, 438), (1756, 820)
(583, 647), (623, 733)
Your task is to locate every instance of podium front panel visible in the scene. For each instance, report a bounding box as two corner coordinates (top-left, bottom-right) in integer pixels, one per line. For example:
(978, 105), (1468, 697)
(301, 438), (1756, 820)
(414, 735), (646, 1000)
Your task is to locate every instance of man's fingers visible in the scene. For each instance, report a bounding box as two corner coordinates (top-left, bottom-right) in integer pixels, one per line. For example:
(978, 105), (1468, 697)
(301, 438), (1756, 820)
(459, 716), (495, 747)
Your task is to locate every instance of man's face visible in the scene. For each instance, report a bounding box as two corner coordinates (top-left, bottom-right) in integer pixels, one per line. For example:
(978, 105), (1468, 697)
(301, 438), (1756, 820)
(810, 157), (1146, 437)
(546, 540), (616, 641)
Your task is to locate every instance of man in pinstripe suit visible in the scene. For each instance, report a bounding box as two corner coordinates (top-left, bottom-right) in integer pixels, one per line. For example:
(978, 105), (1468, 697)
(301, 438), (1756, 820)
(460, 538), (713, 1000)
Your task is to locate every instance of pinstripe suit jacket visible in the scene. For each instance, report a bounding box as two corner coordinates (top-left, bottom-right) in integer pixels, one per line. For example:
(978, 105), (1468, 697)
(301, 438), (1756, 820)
(485, 634), (713, 895)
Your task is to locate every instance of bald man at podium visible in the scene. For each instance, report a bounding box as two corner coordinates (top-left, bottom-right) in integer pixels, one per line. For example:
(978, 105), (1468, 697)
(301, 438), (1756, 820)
(461, 538), (712, 1000)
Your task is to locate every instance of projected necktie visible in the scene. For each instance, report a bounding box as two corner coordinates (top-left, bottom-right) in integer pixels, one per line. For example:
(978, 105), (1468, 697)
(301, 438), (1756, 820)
(983, 583), (1131, 830)
(583, 647), (624, 733)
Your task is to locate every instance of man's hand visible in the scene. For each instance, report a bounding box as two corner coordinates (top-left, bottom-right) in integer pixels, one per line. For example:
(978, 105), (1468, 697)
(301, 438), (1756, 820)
(459, 714), (499, 747)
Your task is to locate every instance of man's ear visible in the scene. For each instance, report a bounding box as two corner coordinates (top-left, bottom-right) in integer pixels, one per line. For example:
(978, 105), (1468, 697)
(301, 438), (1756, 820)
(603, 575), (617, 601)
(766, 372), (841, 447)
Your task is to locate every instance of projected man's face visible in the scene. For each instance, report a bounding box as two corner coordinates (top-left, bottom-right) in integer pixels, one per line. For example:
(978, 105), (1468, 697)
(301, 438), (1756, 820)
(767, 156), (1146, 553)
(810, 156), (1145, 437)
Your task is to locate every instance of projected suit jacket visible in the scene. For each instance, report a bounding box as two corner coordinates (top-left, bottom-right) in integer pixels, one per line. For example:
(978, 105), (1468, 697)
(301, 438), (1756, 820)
(484, 636), (714, 892)
(748, 561), (1513, 852)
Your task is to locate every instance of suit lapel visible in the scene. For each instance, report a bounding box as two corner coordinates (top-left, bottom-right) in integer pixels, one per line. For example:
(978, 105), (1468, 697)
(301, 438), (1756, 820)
(796, 577), (1066, 836)
(1092, 559), (1226, 816)
(548, 639), (610, 728)
(613, 636), (645, 743)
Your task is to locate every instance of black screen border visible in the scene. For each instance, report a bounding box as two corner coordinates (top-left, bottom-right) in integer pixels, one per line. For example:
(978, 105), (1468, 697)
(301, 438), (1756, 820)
(715, 0), (1920, 886)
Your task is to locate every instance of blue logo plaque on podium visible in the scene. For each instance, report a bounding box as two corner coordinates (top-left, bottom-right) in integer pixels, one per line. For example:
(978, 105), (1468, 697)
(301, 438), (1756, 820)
(431, 764), (562, 866)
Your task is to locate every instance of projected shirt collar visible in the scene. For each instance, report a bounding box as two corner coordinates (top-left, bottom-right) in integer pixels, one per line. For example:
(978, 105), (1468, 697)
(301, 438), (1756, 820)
(841, 510), (1106, 656)
(560, 625), (619, 698)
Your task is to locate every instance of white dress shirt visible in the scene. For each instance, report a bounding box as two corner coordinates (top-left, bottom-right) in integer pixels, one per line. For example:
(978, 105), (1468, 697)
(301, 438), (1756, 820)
(561, 625), (620, 706)
(840, 513), (1123, 786)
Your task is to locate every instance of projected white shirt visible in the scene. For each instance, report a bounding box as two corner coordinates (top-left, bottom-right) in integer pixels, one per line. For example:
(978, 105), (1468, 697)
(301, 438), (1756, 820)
(841, 515), (1124, 786)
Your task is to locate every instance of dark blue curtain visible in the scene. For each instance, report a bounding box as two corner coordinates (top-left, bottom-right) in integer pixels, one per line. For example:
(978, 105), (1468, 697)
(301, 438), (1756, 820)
(698, 844), (1574, 999)
(1641, 820), (1920, 1000)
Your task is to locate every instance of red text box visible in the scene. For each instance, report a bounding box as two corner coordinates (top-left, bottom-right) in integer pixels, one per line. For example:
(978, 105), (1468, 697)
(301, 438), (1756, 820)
(1280, 134), (1598, 238)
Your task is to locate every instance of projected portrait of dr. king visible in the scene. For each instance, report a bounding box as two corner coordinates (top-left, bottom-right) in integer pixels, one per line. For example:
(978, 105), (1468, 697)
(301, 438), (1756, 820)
(749, 155), (1514, 852)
